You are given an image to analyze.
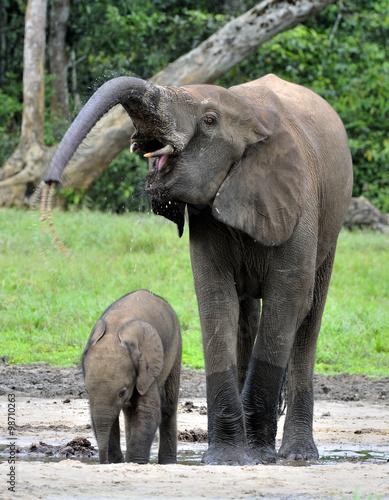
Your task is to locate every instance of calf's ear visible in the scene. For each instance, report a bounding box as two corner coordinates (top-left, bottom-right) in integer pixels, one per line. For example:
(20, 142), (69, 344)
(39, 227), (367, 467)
(119, 320), (164, 396)
(84, 319), (106, 355)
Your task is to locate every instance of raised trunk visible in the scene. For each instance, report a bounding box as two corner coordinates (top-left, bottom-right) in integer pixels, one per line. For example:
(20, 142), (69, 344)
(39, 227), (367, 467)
(44, 77), (159, 184)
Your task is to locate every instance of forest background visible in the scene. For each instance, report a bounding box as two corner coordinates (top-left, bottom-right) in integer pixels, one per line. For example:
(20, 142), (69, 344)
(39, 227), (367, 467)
(0, 0), (388, 213)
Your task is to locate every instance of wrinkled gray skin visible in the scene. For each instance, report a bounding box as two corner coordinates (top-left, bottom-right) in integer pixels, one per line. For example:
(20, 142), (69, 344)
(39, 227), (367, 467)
(82, 289), (181, 464)
(44, 74), (353, 466)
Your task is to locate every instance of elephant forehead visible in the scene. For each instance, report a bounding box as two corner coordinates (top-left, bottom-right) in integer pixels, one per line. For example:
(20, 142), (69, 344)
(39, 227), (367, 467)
(182, 85), (230, 105)
(84, 346), (133, 379)
(183, 84), (254, 120)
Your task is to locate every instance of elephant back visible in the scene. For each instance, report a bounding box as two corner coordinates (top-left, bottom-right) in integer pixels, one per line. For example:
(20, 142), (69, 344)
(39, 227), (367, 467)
(102, 289), (181, 381)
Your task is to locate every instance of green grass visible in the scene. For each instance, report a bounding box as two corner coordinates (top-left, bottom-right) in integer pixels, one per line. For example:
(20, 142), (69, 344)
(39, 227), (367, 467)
(317, 229), (389, 376)
(0, 208), (201, 368)
(1, 208), (388, 377)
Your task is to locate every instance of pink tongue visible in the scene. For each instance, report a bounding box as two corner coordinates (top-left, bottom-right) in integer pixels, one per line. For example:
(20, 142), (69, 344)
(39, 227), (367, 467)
(157, 155), (168, 171)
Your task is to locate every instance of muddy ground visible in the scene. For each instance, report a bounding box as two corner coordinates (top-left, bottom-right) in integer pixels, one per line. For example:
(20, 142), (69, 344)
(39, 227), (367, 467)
(0, 364), (388, 499)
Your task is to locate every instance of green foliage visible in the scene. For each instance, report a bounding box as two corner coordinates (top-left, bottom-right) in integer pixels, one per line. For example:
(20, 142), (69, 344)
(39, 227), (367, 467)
(43, 75), (73, 147)
(0, 0), (25, 93)
(0, 1), (25, 165)
(86, 150), (150, 213)
(55, 148), (151, 214)
(1, 209), (388, 377)
(0, 89), (22, 162)
(218, 1), (389, 212)
(71, 2), (227, 86)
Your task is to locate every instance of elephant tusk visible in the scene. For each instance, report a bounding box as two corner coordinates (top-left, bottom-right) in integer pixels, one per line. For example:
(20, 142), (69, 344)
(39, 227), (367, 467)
(130, 142), (138, 153)
(144, 144), (174, 158)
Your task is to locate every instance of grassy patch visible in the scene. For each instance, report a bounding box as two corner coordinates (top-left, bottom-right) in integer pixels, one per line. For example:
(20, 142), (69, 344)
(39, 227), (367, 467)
(0, 208), (201, 368)
(317, 229), (389, 376)
(0, 208), (388, 376)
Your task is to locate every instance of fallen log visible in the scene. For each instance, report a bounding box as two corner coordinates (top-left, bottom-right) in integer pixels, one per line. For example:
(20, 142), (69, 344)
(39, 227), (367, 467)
(344, 196), (389, 233)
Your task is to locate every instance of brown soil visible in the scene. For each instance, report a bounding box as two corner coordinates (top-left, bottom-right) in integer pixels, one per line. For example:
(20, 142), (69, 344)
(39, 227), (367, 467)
(0, 364), (388, 499)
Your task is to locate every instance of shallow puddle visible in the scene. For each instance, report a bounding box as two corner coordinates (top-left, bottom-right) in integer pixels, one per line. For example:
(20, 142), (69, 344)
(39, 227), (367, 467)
(318, 445), (389, 464)
(4, 442), (389, 466)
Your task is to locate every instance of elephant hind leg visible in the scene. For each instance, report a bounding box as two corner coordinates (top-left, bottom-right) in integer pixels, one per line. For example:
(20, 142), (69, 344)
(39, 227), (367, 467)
(124, 384), (161, 464)
(237, 297), (260, 393)
(158, 349), (182, 464)
(278, 244), (337, 461)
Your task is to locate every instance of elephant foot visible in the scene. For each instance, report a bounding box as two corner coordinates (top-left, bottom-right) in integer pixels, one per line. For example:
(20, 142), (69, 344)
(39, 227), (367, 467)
(278, 440), (319, 462)
(201, 443), (255, 466)
(108, 452), (124, 464)
(248, 444), (277, 465)
(125, 452), (150, 464)
(158, 457), (177, 465)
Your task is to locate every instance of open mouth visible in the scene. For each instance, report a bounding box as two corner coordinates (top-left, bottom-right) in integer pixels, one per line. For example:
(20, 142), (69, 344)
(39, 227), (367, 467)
(130, 138), (175, 172)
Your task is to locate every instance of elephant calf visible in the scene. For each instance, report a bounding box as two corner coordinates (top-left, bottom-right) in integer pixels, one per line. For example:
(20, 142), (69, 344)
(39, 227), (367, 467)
(82, 289), (182, 464)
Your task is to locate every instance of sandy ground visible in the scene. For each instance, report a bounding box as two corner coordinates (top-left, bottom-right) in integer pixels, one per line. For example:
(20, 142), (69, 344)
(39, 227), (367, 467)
(0, 366), (388, 499)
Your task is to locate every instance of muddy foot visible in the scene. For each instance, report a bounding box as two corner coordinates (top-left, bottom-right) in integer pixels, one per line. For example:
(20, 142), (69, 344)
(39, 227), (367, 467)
(249, 444), (277, 464)
(278, 441), (319, 462)
(201, 443), (255, 466)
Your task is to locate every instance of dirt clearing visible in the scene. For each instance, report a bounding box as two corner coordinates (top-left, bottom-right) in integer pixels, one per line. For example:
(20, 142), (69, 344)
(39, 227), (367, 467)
(1, 364), (388, 499)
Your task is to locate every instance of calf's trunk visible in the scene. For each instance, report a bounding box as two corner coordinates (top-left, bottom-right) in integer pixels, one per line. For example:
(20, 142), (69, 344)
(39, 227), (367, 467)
(91, 409), (123, 464)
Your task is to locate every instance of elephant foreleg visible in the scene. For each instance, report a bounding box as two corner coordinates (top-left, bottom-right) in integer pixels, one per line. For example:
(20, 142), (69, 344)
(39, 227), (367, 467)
(198, 290), (254, 465)
(124, 382), (161, 464)
(189, 216), (254, 465)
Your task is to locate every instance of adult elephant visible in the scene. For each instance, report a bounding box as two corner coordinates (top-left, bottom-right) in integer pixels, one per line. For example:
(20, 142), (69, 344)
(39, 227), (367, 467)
(43, 74), (353, 466)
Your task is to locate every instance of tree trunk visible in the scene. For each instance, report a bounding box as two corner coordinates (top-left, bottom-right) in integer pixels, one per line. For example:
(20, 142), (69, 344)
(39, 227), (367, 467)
(22, 0), (47, 146)
(49, 0), (70, 124)
(0, 0), (51, 207)
(0, 0), (336, 206)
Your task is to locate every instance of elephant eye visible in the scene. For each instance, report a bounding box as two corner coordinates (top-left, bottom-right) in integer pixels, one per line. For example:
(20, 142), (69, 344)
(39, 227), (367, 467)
(203, 115), (216, 125)
(119, 388), (126, 398)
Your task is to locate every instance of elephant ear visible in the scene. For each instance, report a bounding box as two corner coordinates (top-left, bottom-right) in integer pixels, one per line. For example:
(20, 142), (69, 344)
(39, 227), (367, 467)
(212, 105), (305, 246)
(84, 319), (106, 355)
(118, 320), (164, 396)
(151, 198), (186, 237)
